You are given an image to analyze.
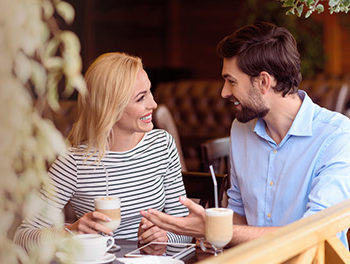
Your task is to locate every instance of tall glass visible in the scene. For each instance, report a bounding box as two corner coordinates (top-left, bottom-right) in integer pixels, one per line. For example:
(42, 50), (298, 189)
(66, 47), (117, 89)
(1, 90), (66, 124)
(94, 196), (121, 232)
(200, 208), (233, 256)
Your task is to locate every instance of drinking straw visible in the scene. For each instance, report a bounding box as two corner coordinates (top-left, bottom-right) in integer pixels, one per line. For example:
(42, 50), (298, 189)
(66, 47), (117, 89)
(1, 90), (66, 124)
(103, 163), (109, 197)
(209, 165), (218, 208)
(64, 226), (75, 235)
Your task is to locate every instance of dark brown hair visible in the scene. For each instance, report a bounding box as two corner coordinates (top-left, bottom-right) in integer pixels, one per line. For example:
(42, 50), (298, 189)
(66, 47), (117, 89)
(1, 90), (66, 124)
(217, 22), (301, 96)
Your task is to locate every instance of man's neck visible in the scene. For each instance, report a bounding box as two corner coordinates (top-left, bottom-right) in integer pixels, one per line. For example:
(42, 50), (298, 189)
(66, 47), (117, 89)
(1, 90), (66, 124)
(263, 92), (302, 145)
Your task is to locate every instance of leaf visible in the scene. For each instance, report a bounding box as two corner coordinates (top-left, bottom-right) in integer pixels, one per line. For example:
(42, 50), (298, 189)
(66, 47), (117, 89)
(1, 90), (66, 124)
(47, 73), (60, 111)
(306, 0), (315, 7)
(45, 38), (60, 57)
(64, 75), (83, 97)
(14, 52), (31, 84)
(59, 32), (83, 83)
(329, 0), (341, 7)
(297, 4), (304, 16)
(43, 57), (63, 70)
(42, 0), (54, 19)
(316, 4), (324, 13)
(282, 0), (296, 7)
(286, 0), (296, 5)
(55, 1), (75, 24)
(31, 60), (47, 96)
(305, 9), (313, 17)
(69, 75), (86, 95)
(0, 212), (15, 232)
(60, 31), (81, 53)
(34, 114), (66, 161)
(286, 8), (296, 15)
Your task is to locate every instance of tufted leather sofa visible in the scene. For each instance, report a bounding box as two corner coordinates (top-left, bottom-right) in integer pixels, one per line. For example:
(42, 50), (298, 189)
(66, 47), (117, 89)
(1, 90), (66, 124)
(47, 75), (350, 172)
(300, 74), (350, 114)
(154, 77), (350, 171)
(154, 80), (235, 171)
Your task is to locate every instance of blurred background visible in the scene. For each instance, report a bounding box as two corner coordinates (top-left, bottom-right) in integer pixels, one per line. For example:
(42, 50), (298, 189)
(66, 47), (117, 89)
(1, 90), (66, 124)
(65, 0), (350, 82)
(55, 0), (350, 171)
(3, 2), (350, 260)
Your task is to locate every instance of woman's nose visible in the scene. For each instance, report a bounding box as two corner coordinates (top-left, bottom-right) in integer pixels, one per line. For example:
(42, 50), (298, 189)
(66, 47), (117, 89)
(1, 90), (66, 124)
(149, 93), (157, 109)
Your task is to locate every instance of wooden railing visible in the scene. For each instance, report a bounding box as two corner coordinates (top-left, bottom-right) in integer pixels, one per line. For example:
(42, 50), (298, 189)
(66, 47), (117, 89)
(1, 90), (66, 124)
(198, 199), (350, 264)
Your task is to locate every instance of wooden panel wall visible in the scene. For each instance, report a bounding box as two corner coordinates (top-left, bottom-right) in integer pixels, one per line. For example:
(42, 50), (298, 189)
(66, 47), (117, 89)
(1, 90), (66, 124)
(68, 0), (350, 79)
(68, 0), (242, 79)
(313, 12), (350, 75)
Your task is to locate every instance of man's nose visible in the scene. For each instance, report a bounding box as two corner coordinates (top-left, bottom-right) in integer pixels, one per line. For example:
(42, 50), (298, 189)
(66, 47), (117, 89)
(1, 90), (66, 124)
(221, 83), (232, 99)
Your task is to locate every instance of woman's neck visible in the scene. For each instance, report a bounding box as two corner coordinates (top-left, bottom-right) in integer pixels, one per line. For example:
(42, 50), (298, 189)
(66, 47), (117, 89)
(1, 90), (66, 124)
(109, 128), (145, 152)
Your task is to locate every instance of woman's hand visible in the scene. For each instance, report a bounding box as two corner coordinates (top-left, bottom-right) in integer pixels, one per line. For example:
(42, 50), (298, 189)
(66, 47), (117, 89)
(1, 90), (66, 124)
(66, 211), (113, 235)
(138, 217), (168, 244)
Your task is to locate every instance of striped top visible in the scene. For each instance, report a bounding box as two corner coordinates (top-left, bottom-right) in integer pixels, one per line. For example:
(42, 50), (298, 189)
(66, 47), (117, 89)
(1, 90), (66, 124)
(15, 129), (191, 249)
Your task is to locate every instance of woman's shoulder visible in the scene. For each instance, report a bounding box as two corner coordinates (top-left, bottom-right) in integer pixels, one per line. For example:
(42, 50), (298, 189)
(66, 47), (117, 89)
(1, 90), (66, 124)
(67, 145), (86, 155)
(145, 129), (176, 151)
(146, 129), (174, 143)
(59, 145), (90, 162)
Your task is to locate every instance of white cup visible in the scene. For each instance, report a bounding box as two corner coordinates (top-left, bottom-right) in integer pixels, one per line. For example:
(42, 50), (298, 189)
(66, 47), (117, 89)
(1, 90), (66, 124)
(200, 208), (233, 256)
(73, 234), (114, 261)
(94, 196), (121, 231)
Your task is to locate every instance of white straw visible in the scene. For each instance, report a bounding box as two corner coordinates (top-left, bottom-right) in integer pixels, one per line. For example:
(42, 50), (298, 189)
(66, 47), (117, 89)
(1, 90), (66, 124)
(209, 165), (218, 208)
(103, 163), (109, 197)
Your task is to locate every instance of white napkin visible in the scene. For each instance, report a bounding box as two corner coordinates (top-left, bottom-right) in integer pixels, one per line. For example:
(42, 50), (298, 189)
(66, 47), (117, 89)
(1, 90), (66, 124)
(116, 256), (184, 264)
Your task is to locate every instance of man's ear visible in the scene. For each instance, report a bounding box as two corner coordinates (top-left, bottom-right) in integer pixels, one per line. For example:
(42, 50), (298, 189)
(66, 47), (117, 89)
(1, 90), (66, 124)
(257, 71), (276, 95)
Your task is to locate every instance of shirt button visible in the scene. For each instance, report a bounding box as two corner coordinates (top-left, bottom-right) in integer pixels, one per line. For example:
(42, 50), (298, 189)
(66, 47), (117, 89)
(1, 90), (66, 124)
(269, 181), (274, 186)
(273, 149), (277, 154)
(267, 213), (271, 218)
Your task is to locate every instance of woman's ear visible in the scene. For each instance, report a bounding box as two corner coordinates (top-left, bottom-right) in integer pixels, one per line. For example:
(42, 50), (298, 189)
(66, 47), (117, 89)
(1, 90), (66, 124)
(257, 71), (276, 95)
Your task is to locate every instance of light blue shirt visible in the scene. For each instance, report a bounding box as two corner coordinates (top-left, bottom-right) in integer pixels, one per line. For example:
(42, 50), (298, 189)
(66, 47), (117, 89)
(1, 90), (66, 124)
(227, 90), (350, 247)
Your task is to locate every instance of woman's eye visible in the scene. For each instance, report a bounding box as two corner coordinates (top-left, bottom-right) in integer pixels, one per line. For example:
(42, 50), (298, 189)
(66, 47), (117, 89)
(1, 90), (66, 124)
(137, 96), (145, 102)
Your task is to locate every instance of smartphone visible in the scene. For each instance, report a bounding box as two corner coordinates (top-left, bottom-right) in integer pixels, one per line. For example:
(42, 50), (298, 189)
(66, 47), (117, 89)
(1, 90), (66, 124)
(124, 242), (196, 259)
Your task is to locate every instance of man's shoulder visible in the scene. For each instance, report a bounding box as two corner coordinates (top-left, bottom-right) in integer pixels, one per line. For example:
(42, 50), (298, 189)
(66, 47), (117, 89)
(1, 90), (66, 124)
(314, 107), (350, 134)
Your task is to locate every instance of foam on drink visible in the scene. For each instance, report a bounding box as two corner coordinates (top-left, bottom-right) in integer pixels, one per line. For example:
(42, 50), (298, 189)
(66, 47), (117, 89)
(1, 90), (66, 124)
(205, 208), (233, 248)
(94, 196), (121, 231)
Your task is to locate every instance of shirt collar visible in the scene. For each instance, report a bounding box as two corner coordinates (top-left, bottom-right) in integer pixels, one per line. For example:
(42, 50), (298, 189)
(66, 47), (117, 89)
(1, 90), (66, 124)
(253, 90), (314, 138)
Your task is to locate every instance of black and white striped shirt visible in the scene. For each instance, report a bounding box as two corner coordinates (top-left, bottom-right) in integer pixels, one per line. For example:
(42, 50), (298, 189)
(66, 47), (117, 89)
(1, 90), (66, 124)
(15, 129), (191, 248)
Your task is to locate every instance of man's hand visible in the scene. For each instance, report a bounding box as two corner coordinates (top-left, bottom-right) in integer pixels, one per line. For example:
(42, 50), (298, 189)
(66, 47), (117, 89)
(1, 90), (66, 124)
(138, 217), (168, 244)
(66, 211), (113, 235)
(140, 196), (205, 237)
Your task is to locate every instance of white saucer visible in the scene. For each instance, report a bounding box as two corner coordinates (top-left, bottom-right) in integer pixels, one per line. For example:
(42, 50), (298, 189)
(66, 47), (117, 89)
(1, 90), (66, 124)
(116, 256), (184, 264)
(76, 253), (116, 264)
(56, 252), (116, 264)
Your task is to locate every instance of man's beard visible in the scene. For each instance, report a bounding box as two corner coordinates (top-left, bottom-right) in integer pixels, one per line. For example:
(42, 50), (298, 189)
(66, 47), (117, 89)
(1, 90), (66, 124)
(234, 86), (270, 123)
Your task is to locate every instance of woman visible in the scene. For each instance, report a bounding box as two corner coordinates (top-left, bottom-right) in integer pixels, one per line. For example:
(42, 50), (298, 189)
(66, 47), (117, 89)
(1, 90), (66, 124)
(15, 52), (191, 249)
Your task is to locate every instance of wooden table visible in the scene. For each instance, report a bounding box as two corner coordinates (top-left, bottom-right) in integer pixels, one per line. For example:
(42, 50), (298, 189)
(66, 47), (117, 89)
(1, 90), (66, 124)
(112, 239), (213, 264)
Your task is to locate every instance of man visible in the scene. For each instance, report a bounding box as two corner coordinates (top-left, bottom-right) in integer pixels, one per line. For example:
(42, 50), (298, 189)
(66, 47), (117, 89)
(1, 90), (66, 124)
(140, 22), (350, 247)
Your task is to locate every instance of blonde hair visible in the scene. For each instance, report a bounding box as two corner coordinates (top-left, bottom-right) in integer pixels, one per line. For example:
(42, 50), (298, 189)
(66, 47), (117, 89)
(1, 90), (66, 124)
(69, 52), (143, 159)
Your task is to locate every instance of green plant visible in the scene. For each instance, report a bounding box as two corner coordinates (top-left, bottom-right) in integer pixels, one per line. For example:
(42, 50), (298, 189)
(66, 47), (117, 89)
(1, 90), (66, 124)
(0, 0), (85, 263)
(237, 0), (325, 78)
(279, 0), (350, 17)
